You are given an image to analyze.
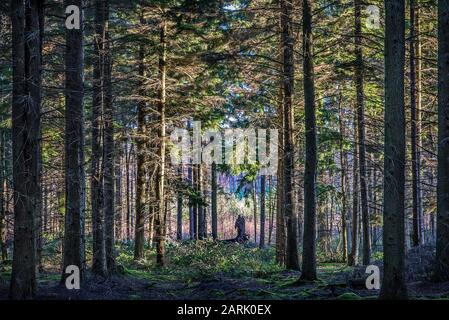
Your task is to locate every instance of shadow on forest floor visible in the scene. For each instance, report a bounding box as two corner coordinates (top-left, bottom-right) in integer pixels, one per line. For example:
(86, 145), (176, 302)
(0, 241), (448, 300)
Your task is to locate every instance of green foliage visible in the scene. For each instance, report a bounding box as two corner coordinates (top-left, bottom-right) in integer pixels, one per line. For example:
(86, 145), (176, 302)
(116, 240), (282, 283)
(167, 240), (282, 281)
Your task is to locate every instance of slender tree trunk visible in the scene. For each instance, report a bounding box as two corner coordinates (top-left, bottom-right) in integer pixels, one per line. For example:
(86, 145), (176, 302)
(115, 144), (123, 241)
(435, 0), (449, 282)
(275, 68), (286, 266)
(260, 175), (266, 248)
(134, 39), (147, 259)
(300, 0), (317, 280)
(0, 123), (6, 262)
(253, 180), (257, 243)
(91, 0), (106, 276)
(198, 164), (205, 240)
(188, 163), (194, 239)
(338, 93), (348, 262)
(125, 139), (132, 240)
(10, 0), (43, 299)
(36, 1), (45, 274)
(410, 0), (422, 247)
(280, 0), (299, 271)
(211, 162), (218, 240)
(155, 20), (167, 267)
(354, 0), (371, 265)
(0, 23), (7, 262)
(416, 5), (424, 242)
(62, 0), (85, 283)
(102, 0), (115, 274)
(177, 166), (183, 241)
(268, 177), (275, 245)
(380, 0), (408, 300)
(348, 109), (359, 266)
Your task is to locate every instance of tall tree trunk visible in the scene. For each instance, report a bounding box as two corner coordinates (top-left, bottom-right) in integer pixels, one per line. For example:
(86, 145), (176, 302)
(134, 39), (146, 259)
(176, 166), (183, 241)
(36, 2), (44, 273)
(125, 139), (132, 240)
(338, 93), (348, 262)
(275, 68), (286, 266)
(102, 0), (115, 274)
(155, 20), (167, 267)
(260, 175), (266, 248)
(10, 0), (43, 299)
(380, 0), (408, 300)
(348, 109), (359, 266)
(268, 177), (275, 245)
(188, 163), (194, 239)
(253, 180), (257, 243)
(62, 0), (85, 283)
(410, 0), (422, 247)
(436, 0), (449, 282)
(416, 4), (424, 242)
(91, 0), (106, 276)
(354, 0), (371, 265)
(62, 1), (84, 283)
(211, 162), (218, 240)
(198, 164), (205, 240)
(0, 123), (6, 262)
(300, 0), (317, 280)
(280, 0), (299, 271)
(115, 143), (123, 241)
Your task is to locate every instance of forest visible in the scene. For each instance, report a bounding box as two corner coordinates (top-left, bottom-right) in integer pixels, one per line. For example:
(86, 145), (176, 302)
(0, 0), (448, 301)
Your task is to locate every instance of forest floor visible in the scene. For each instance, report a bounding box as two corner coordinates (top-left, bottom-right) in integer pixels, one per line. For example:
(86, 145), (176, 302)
(1, 240), (449, 300)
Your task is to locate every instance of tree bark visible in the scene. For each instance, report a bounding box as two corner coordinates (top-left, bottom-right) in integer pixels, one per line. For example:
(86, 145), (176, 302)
(348, 109), (359, 266)
(300, 0), (317, 280)
(410, 0), (422, 247)
(338, 93), (348, 262)
(91, 0), (106, 276)
(380, 0), (408, 300)
(252, 180), (257, 243)
(102, 0), (115, 274)
(211, 162), (218, 240)
(275, 62), (286, 266)
(155, 20), (167, 267)
(0, 122), (6, 262)
(354, 0), (371, 265)
(260, 175), (266, 248)
(436, 0), (449, 282)
(62, 0), (85, 283)
(280, 0), (299, 271)
(10, 0), (43, 299)
(134, 38), (146, 259)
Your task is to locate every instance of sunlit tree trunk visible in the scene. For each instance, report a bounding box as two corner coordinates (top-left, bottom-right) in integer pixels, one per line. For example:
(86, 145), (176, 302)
(354, 0), (371, 265)
(338, 93), (348, 262)
(410, 0), (422, 247)
(155, 20), (167, 266)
